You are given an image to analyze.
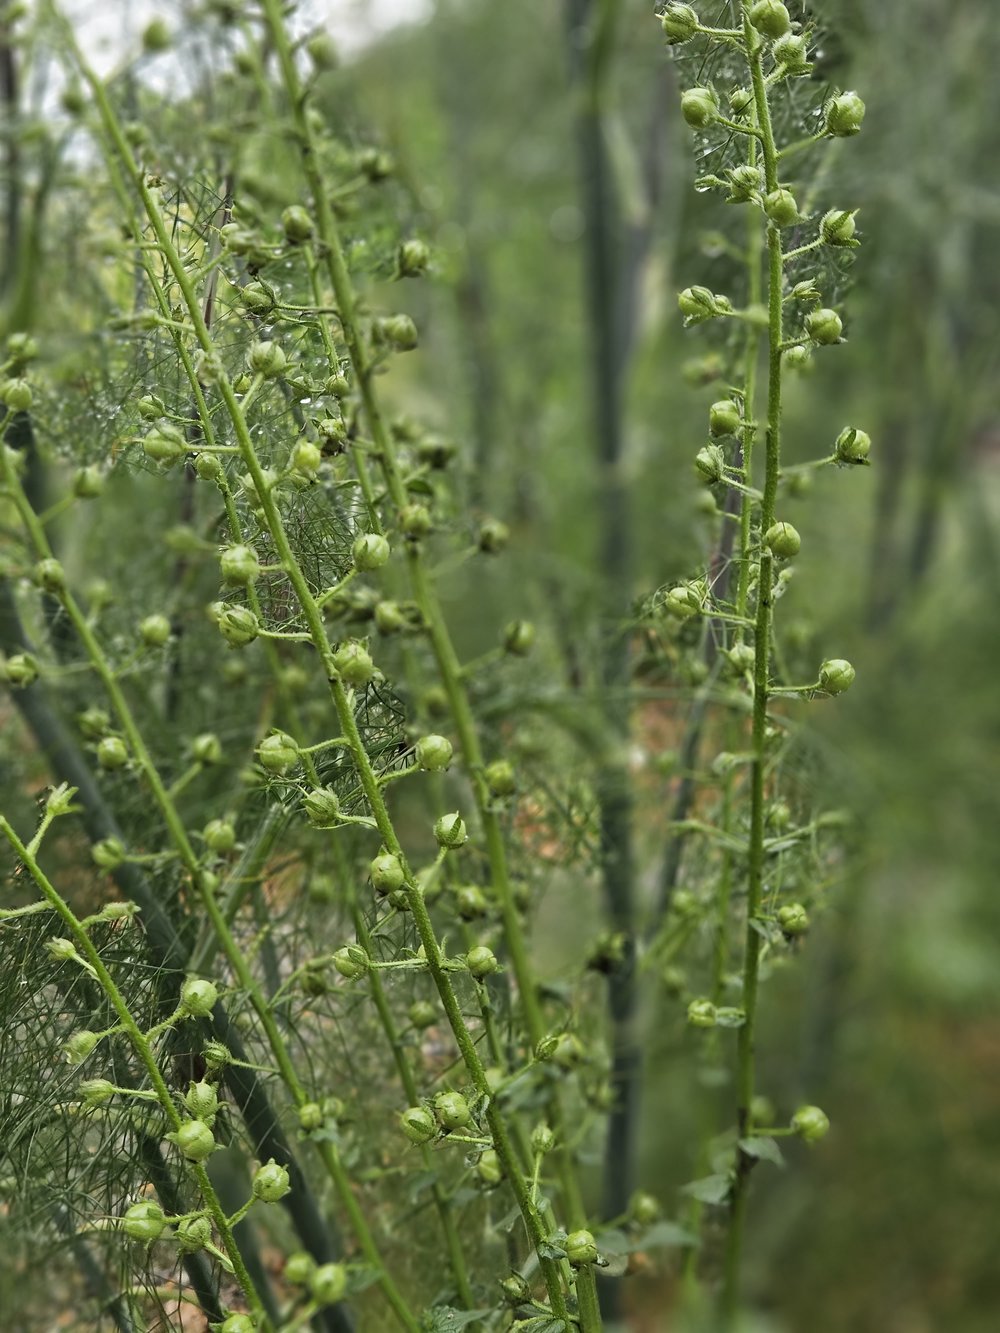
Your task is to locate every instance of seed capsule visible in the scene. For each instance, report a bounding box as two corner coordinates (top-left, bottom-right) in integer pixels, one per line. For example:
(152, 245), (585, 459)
(825, 90), (866, 137)
(791, 1104), (830, 1141)
(252, 1159), (291, 1202)
(660, 3), (698, 44)
(565, 1229), (599, 1266)
(122, 1200), (167, 1242)
(805, 308), (843, 345)
(681, 86), (719, 130)
(819, 658), (855, 694)
(749, 0), (791, 38)
(764, 521), (801, 558)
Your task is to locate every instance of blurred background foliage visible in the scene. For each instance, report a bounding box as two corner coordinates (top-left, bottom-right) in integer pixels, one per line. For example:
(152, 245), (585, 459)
(2, 0), (1000, 1330)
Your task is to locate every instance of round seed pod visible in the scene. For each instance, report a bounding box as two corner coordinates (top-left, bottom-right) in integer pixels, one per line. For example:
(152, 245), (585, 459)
(303, 787), (341, 827)
(777, 902), (810, 936)
(311, 1262), (348, 1306)
(285, 1251), (316, 1285)
(257, 732), (299, 774)
(565, 1229), (599, 1267)
(681, 86), (719, 129)
(252, 1159), (291, 1202)
(805, 308), (843, 345)
(764, 521), (801, 558)
(220, 544), (260, 586)
(183, 1081), (219, 1122)
(122, 1200), (167, 1243)
(825, 90), (865, 137)
(203, 819), (236, 854)
(660, 3), (698, 44)
(687, 998), (717, 1028)
(749, 0), (791, 38)
(352, 533), (390, 571)
(401, 1106), (436, 1144)
(73, 465), (105, 499)
(834, 426), (871, 463)
(819, 658), (855, 694)
(709, 399), (741, 436)
(332, 945), (369, 979)
(791, 1104), (830, 1142)
(176, 1215), (211, 1252)
(332, 640), (375, 687)
(433, 1090), (472, 1131)
(97, 736), (128, 770)
(171, 1119), (216, 1162)
(370, 852), (405, 895)
(764, 187), (799, 227)
(467, 945), (500, 978)
(281, 205), (314, 244)
(180, 978), (219, 1017)
(248, 340), (288, 377)
(434, 812), (467, 849)
(398, 239), (430, 276)
(415, 733), (453, 771)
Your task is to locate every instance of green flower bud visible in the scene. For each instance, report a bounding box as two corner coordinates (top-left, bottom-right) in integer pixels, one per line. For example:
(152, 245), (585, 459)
(773, 32), (810, 71)
(64, 1030), (100, 1064)
(467, 945), (500, 978)
(281, 205), (314, 244)
(476, 1149), (503, 1186)
(398, 238), (430, 276)
(142, 425), (187, 466)
(306, 31), (339, 69)
(7, 332), (39, 364)
(565, 1229), (599, 1267)
(317, 416), (347, 445)
(79, 1077), (116, 1105)
(220, 544), (260, 586)
(678, 285), (732, 323)
(35, 558), (66, 593)
(171, 1119), (216, 1162)
(257, 731), (299, 774)
(46, 937), (78, 962)
(709, 399), (741, 436)
(629, 1190), (662, 1226)
(434, 811), (468, 849)
(783, 344), (813, 373)
(664, 583), (705, 619)
(695, 443), (725, 482)
(416, 733), (453, 771)
(401, 1106), (436, 1143)
(478, 517), (511, 554)
(791, 1104), (830, 1142)
(378, 314), (419, 351)
(248, 341), (288, 377)
(297, 1101), (324, 1132)
(821, 208), (859, 247)
(183, 1081), (219, 1122)
(531, 1123), (555, 1155)
(681, 86), (719, 130)
(352, 533), (391, 571)
(203, 819), (236, 855)
(455, 884), (488, 920)
(303, 787), (340, 827)
(729, 86), (754, 116)
(764, 521), (801, 558)
(90, 836), (126, 871)
(408, 1000), (437, 1029)
(370, 852), (405, 895)
(192, 452), (223, 483)
(176, 1215), (212, 1252)
(332, 640), (375, 687)
(660, 3), (698, 43)
(777, 902), (810, 936)
(2, 652), (39, 687)
(484, 759), (516, 797)
(218, 604), (259, 648)
(500, 1272), (532, 1305)
(805, 307), (843, 345)
(311, 1262), (348, 1307)
(374, 600), (407, 634)
(358, 145), (394, 180)
(749, 0), (790, 38)
(333, 944), (369, 979)
(726, 643), (756, 675)
(220, 1315), (255, 1333)
(1, 377), (33, 411)
(433, 1090), (472, 1131)
(764, 187), (799, 228)
(122, 1200), (167, 1242)
(252, 1158), (291, 1201)
(819, 658), (855, 695)
(137, 393), (164, 420)
(180, 978), (219, 1018)
(687, 997), (717, 1028)
(503, 620), (535, 656)
(834, 426), (871, 463)
(285, 1251), (316, 1286)
(138, 614), (171, 648)
(97, 736), (128, 770)
(290, 439), (322, 477)
(72, 465), (105, 499)
(142, 18), (171, 52)
(825, 90), (865, 137)
(399, 502), (433, 538)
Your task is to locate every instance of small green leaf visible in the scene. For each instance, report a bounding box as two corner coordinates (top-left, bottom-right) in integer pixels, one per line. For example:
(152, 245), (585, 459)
(420, 1306), (493, 1331)
(739, 1136), (785, 1167)
(680, 1173), (732, 1205)
(641, 1220), (699, 1249)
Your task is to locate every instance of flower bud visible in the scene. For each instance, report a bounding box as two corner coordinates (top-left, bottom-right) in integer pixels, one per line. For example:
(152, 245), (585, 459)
(352, 533), (390, 572)
(333, 944), (369, 978)
(281, 205), (313, 244)
(531, 1123), (555, 1155)
(821, 208), (859, 247)
(220, 544), (260, 586)
(79, 1077), (116, 1105)
(678, 285), (732, 323)
(433, 1090), (472, 1131)
(303, 788), (341, 827)
(416, 733), (453, 771)
(726, 643), (756, 675)
(1, 377), (33, 411)
(122, 1200), (167, 1242)
(35, 558), (66, 593)
(142, 18), (170, 51)
(180, 978), (219, 1018)
(825, 90), (865, 137)
(311, 1262), (348, 1306)
(142, 425), (187, 466)
(500, 1272), (532, 1305)
(401, 1106), (436, 1143)
(664, 583), (704, 619)
(764, 521), (801, 558)
(408, 1000), (437, 1030)
(332, 640), (375, 687)
(72, 465), (105, 499)
(773, 32), (810, 71)
(484, 759), (516, 797)
(288, 439), (322, 479)
(370, 852), (405, 895)
(203, 819), (236, 855)
(176, 1215), (211, 1252)
(467, 945), (500, 978)
(478, 517), (510, 554)
(399, 502), (433, 538)
(694, 443), (724, 483)
(257, 731), (299, 774)
(136, 614), (171, 649)
(749, 0), (790, 37)
(476, 1148), (503, 1186)
(137, 393), (164, 420)
(791, 1104), (830, 1142)
(660, 3), (698, 43)
(565, 1229), (599, 1267)
(764, 187), (799, 228)
(64, 1030), (100, 1064)
(47, 937), (78, 962)
(687, 997), (717, 1027)
(378, 314), (419, 351)
(805, 307), (843, 345)
(2, 652), (38, 687)
(97, 736), (129, 770)
(171, 1119), (216, 1162)
(629, 1190), (662, 1226)
(252, 1158), (291, 1202)
(834, 426), (870, 464)
(777, 902), (810, 936)
(184, 1081), (219, 1122)
(681, 86), (719, 130)
(503, 620), (535, 656)
(248, 340), (288, 377)
(434, 811), (467, 849)
(709, 399), (741, 437)
(819, 658), (855, 695)
(307, 31), (338, 69)
(218, 604), (260, 648)
(398, 238), (430, 276)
